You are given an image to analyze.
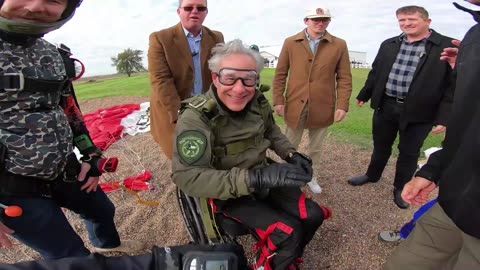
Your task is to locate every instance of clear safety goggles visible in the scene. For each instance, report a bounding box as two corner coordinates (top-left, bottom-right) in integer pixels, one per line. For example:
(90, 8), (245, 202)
(215, 68), (258, 87)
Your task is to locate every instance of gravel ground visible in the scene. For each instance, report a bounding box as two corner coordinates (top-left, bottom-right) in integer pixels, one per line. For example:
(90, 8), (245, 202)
(0, 96), (437, 269)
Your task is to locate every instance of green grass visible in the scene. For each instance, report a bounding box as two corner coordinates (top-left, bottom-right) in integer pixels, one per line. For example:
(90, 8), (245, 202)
(74, 73), (150, 100)
(74, 69), (443, 154)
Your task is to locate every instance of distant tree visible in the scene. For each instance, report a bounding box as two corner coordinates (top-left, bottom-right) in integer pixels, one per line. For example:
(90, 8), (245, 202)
(111, 48), (146, 77)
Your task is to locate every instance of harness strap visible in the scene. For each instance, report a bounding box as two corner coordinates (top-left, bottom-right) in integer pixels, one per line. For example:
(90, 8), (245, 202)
(0, 73), (67, 92)
(57, 43), (76, 79)
(0, 171), (58, 198)
(199, 197), (222, 243)
(0, 154), (80, 197)
(0, 44), (76, 92)
(253, 222), (293, 270)
(212, 134), (264, 157)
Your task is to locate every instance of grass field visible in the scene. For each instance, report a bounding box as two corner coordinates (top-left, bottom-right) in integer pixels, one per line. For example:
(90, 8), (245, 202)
(74, 68), (443, 153)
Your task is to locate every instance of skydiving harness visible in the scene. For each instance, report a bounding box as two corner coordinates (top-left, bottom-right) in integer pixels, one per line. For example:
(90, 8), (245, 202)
(0, 43), (77, 92)
(180, 90), (272, 159)
(0, 44), (88, 197)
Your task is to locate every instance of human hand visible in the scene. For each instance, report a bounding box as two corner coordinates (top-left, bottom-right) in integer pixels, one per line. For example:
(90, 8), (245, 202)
(440, 39), (461, 69)
(0, 222), (14, 248)
(78, 162), (100, 193)
(356, 99), (364, 107)
(247, 163), (311, 191)
(274, 105), (284, 116)
(286, 152), (313, 177)
(78, 155), (103, 193)
(431, 125), (446, 134)
(401, 176), (437, 206)
(334, 109), (347, 122)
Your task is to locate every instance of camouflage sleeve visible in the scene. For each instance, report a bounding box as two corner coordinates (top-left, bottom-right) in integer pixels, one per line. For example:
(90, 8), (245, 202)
(265, 111), (295, 160)
(171, 109), (250, 200)
(60, 84), (100, 155)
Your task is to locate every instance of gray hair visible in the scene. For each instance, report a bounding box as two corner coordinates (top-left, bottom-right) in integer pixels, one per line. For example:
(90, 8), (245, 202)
(208, 39), (264, 73)
(179, 0), (208, 7)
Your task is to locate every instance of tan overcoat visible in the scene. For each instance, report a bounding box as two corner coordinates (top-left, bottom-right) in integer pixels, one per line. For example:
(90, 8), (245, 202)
(272, 30), (352, 129)
(148, 23), (224, 158)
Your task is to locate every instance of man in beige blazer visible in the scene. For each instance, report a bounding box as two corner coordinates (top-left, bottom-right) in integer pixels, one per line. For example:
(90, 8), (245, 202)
(272, 7), (352, 175)
(148, 0), (224, 159)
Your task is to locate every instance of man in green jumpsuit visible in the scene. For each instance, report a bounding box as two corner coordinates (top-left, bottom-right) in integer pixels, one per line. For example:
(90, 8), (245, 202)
(172, 39), (331, 270)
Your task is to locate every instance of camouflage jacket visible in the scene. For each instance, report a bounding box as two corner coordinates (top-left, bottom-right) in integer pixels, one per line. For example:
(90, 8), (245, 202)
(172, 87), (296, 200)
(0, 36), (80, 180)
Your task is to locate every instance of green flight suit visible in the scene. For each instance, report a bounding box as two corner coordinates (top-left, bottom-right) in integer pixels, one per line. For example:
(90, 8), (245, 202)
(172, 87), (295, 200)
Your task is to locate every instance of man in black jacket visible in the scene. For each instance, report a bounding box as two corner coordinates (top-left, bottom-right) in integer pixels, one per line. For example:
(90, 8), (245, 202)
(384, 1), (480, 269)
(347, 5), (455, 209)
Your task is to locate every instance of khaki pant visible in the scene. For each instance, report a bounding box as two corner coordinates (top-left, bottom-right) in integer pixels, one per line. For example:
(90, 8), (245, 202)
(285, 105), (328, 173)
(384, 203), (480, 270)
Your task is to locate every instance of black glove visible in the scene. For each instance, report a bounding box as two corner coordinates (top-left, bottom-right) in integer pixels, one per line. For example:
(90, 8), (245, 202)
(286, 152), (313, 177)
(79, 155), (103, 180)
(247, 163), (311, 191)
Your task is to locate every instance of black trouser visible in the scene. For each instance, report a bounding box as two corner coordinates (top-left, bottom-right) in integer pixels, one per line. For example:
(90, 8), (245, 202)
(366, 97), (432, 189)
(215, 187), (325, 270)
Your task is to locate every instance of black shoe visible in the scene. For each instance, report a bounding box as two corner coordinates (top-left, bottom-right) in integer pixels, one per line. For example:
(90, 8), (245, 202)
(393, 188), (409, 209)
(347, 175), (375, 186)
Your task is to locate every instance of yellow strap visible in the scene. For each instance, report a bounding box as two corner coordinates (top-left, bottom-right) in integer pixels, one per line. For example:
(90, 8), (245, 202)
(123, 187), (160, 206)
(199, 198), (222, 242)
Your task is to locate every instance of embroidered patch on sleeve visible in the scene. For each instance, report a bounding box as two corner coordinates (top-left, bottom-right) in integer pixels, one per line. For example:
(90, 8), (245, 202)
(176, 130), (207, 164)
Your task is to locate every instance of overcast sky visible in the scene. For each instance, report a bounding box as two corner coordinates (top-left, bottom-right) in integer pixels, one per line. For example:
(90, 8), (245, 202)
(45, 0), (479, 77)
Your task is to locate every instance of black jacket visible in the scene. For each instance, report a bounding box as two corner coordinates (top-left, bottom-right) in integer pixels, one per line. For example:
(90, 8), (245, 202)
(357, 30), (455, 128)
(415, 3), (480, 239)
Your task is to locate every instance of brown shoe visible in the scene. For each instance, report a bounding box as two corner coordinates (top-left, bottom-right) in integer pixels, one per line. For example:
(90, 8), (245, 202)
(92, 240), (147, 254)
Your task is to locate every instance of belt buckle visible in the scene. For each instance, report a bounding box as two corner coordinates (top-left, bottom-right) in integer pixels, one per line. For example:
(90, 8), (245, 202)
(3, 73), (24, 91)
(396, 97), (405, 104)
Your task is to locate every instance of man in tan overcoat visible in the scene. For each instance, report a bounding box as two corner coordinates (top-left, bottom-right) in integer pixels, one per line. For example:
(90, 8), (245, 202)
(272, 7), (352, 174)
(148, 0), (224, 159)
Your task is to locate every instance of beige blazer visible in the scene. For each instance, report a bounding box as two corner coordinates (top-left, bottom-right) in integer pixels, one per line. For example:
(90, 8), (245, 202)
(272, 30), (352, 129)
(148, 23), (224, 158)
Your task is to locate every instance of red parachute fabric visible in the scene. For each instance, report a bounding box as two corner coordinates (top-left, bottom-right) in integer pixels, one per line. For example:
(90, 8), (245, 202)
(99, 170), (153, 193)
(123, 170), (152, 191)
(83, 104), (140, 150)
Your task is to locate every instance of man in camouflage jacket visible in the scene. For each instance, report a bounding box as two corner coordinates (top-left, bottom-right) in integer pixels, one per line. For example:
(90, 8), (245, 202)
(0, 0), (143, 259)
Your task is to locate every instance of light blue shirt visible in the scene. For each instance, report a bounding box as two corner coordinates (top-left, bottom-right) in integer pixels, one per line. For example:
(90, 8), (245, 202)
(183, 27), (203, 96)
(304, 29), (324, 55)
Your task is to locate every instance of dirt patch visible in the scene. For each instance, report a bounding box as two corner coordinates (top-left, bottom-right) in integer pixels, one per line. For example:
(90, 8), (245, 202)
(0, 96), (436, 269)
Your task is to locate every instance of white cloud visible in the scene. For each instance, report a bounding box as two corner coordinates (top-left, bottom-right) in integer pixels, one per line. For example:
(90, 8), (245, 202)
(44, 0), (477, 76)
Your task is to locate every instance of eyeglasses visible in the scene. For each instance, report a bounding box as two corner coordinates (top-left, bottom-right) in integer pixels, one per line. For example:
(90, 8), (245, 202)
(309, 17), (330, 23)
(181, 6), (208, 12)
(215, 68), (258, 87)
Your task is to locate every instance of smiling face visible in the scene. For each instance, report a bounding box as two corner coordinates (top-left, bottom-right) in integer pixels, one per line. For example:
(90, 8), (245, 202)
(177, 0), (208, 35)
(0, 0), (68, 23)
(397, 11), (431, 40)
(212, 53), (257, 112)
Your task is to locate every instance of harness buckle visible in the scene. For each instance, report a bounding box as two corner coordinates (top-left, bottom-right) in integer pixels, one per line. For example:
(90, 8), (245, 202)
(189, 97), (207, 109)
(57, 43), (72, 56)
(3, 73), (24, 91)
